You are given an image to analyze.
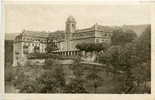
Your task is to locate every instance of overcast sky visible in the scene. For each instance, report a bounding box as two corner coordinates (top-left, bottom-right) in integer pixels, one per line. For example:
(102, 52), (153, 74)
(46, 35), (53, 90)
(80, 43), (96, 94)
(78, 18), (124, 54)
(5, 4), (150, 33)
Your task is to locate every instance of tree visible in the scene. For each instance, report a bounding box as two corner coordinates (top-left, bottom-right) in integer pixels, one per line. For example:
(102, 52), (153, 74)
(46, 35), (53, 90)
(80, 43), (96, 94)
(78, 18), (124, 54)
(130, 25), (151, 93)
(76, 43), (109, 52)
(97, 28), (138, 93)
(5, 65), (15, 82)
(98, 41), (139, 93)
(69, 57), (104, 93)
(66, 57), (88, 93)
(12, 58), (66, 93)
(136, 25), (151, 62)
(12, 64), (44, 93)
(64, 79), (88, 93)
(19, 80), (38, 93)
(86, 66), (103, 93)
(36, 64), (66, 93)
(98, 25), (151, 93)
(111, 28), (137, 46)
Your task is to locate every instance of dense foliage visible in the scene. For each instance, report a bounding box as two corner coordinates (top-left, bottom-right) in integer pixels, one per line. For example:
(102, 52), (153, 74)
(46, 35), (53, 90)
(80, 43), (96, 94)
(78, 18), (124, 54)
(76, 42), (109, 52)
(98, 26), (151, 93)
(111, 28), (137, 45)
(5, 40), (14, 66)
(27, 52), (61, 59)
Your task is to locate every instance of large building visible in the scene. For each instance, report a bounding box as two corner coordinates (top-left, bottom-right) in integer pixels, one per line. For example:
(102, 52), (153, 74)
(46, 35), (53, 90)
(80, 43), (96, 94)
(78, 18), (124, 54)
(13, 16), (114, 66)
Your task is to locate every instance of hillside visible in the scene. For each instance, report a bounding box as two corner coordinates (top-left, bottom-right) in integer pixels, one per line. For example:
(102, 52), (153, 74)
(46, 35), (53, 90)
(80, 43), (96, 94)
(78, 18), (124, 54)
(5, 33), (19, 40)
(122, 24), (150, 36)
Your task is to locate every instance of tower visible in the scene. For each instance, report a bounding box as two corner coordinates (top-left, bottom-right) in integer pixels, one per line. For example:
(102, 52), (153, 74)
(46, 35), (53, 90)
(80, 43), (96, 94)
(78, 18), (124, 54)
(65, 16), (76, 50)
(66, 16), (76, 33)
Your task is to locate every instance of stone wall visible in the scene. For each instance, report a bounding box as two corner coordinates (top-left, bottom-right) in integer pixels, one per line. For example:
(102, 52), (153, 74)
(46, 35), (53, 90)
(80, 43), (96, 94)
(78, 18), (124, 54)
(27, 59), (45, 66)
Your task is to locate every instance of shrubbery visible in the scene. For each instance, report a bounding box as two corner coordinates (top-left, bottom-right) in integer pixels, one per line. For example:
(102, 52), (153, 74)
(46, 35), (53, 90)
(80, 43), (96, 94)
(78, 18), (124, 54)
(98, 26), (151, 93)
(76, 42), (109, 52)
(27, 53), (61, 59)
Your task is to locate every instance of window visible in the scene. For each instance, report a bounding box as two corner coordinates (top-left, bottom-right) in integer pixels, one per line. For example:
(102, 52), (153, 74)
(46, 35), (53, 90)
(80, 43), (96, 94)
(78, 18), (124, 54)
(96, 39), (99, 43)
(15, 52), (19, 55)
(72, 24), (74, 28)
(34, 46), (40, 53)
(23, 45), (29, 54)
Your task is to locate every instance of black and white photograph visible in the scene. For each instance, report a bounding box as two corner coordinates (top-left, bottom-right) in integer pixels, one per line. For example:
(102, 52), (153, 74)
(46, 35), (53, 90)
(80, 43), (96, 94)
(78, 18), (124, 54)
(4, 3), (151, 94)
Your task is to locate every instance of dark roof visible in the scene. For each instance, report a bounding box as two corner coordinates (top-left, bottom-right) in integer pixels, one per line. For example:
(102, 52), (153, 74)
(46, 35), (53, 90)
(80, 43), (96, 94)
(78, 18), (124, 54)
(48, 31), (65, 41)
(72, 24), (114, 39)
(21, 30), (50, 38)
(66, 16), (76, 22)
(97, 25), (114, 32)
(14, 24), (148, 41)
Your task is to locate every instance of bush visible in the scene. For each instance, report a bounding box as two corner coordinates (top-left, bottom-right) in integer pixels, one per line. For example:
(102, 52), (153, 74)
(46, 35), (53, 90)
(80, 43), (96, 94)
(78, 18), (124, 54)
(5, 65), (14, 82)
(28, 53), (61, 59)
(76, 43), (109, 52)
(111, 28), (137, 45)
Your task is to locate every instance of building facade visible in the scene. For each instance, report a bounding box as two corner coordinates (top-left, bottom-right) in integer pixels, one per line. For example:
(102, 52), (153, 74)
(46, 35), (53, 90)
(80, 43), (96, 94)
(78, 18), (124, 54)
(13, 16), (113, 66)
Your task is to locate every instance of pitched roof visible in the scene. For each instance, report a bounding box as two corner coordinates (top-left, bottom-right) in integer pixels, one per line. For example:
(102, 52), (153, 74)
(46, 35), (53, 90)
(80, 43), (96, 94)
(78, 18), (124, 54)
(48, 31), (65, 41)
(21, 30), (50, 38)
(72, 24), (114, 39)
(96, 25), (114, 32)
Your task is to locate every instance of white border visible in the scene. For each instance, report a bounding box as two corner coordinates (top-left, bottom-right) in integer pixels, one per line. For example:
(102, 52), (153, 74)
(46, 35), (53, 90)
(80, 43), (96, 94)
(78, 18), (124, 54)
(1, 1), (155, 100)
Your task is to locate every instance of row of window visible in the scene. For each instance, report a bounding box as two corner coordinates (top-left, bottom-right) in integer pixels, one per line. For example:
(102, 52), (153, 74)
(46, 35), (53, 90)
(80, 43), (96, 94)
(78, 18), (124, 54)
(23, 43), (46, 47)
(22, 38), (46, 43)
(101, 33), (111, 37)
(95, 39), (110, 43)
(23, 46), (45, 54)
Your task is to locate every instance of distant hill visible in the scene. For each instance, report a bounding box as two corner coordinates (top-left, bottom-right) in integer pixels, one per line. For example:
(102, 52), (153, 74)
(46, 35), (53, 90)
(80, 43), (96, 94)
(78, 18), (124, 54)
(122, 24), (150, 37)
(5, 33), (19, 40)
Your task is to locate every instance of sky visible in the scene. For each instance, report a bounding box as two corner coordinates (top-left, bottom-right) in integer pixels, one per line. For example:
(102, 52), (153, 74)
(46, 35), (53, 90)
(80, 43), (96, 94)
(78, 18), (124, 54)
(5, 4), (151, 33)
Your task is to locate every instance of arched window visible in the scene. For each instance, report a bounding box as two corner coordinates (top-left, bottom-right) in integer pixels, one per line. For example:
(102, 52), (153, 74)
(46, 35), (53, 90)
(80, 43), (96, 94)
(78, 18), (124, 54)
(23, 45), (29, 54)
(34, 46), (40, 53)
